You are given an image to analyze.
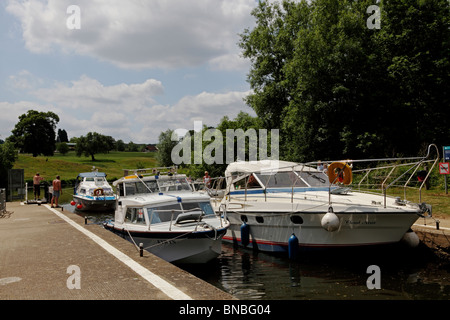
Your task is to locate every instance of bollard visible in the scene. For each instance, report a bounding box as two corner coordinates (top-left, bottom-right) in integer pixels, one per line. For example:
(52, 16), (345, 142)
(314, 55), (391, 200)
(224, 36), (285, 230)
(85, 216), (88, 225)
(139, 243), (144, 257)
(436, 220), (440, 230)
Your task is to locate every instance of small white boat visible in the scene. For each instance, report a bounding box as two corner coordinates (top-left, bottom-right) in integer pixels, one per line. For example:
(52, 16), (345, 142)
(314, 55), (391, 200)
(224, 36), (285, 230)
(104, 168), (230, 264)
(71, 171), (117, 212)
(215, 145), (438, 254)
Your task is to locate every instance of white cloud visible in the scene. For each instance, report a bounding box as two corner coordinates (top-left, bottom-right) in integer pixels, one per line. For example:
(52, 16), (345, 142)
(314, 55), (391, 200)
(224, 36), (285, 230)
(6, 0), (255, 70)
(0, 101), (59, 139)
(8, 70), (44, 90)
(13, 75), (253, 143)
(33, 75), (164, 111)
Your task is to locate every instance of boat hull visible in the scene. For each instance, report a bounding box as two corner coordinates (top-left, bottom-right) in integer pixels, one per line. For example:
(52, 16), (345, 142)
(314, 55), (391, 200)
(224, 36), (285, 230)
(105, 223), (227, 264)
(223, 210), (420, 252)
(73, 195), (116, 212)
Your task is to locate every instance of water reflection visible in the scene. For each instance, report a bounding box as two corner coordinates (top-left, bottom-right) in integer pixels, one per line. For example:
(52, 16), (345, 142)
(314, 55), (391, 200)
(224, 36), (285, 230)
(63, 202), (450, 300)
(182, 243), (450, 300)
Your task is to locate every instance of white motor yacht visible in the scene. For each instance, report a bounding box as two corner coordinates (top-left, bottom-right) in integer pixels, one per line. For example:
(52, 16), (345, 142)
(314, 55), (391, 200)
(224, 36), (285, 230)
(104, 168), (230, 264)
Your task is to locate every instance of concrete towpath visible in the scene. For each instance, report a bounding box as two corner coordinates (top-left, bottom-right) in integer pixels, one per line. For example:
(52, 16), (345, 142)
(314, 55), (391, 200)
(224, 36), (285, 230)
(0, 202), (235, 300)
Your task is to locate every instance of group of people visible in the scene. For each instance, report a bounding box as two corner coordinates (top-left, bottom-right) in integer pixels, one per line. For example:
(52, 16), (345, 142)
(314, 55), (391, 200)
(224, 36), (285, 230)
(32, 173), (62, 207)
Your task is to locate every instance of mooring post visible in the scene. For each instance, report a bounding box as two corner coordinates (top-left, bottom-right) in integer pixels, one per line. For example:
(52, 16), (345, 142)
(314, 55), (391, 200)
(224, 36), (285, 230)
(139, 243), (144, 257)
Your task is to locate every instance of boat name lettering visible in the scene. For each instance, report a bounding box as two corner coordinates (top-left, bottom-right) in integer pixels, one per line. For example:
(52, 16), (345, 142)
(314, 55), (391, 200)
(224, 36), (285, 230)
(345, 220), (376, 225)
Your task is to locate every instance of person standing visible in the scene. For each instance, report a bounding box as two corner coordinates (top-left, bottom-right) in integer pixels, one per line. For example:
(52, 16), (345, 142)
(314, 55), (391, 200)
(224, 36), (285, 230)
(203, 171), (211, 189)
(33, 173), (44, 200)
(51, 175), (62, 208)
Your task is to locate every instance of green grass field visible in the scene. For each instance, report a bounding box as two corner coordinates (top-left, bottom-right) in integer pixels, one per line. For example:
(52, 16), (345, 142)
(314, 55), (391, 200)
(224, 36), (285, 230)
(14, 151), (160, 182)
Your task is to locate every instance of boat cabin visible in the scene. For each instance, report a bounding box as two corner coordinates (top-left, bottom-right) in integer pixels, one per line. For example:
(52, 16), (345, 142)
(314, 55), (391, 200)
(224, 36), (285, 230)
(114, 174), (192, 197)
(225, 160), (331, 193)
(119, 197), (216, 228)
(75, 172), (114, 196)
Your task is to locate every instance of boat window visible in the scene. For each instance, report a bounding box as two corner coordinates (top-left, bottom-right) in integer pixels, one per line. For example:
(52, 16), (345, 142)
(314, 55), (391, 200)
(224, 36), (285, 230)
(158, 179), (191, 192)
(102, 187), (114, 196)
(181, 202), (214, 216)
(86, 178), (94, 182)
(136, 181), (150, 194)
(255, 172), (308, 188)
(124, 182), (136, 196)
(299, 171), (329, 187)
(145, 181), (158, 193)
(80, 189), (86, 195)
(125, 207), (146, 225)
(233, 174), (262, 190)
(147, 203), (182, 224)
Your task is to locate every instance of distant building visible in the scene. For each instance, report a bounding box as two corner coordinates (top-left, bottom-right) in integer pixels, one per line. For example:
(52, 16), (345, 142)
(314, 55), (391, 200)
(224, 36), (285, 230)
(66, 143), (76, 150)
(141, 144), (158, 152)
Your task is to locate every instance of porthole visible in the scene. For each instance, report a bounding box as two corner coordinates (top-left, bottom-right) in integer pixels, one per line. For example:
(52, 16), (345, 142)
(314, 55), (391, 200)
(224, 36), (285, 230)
(290, 215), (303, 224)
(241, 215), (248, 223)
(255, 216), (264, 223)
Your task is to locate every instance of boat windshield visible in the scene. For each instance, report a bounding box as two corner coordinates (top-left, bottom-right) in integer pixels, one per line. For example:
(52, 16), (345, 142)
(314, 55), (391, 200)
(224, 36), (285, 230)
(254, 171), (330, 188)
(146, 201), (213, 225)
(181, 201), (214, 215)
(158, 178), (191, 192)
(121, 180), (159, 196)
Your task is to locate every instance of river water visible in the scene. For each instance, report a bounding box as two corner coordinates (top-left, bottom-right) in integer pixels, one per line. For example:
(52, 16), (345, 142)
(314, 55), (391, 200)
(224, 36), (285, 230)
(63, 203), (450, 300)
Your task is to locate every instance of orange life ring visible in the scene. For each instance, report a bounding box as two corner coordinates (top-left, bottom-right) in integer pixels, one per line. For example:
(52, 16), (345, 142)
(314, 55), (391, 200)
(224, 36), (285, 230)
(327, 162), (352, 185)
(93, 188), (104, 196)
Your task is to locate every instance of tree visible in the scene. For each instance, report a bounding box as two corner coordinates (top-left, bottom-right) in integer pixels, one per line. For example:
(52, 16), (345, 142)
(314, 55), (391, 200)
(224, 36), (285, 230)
(0, 141), (17, 188)
(56, 142), (69, 155)
(240, 0), (450, 161)
(116, 139), (126, 151)
(156, 129), (178, 166)
(75, 132), (115, 161)
(57, 129), (69, 143)
(8, 110), (59, 157)
(126, 141), (139, 152)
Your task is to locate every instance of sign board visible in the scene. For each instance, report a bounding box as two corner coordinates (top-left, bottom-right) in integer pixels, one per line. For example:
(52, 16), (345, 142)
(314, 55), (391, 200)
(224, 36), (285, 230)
(439, 162), (450, 175)
(444, 146), (450, 161)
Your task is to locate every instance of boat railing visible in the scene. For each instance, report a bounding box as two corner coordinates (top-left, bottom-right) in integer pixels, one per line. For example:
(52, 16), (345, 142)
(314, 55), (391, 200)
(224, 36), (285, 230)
(122, 166), (178, 178)
(222, 144), (440, 209)
(352, 144), (440, 207)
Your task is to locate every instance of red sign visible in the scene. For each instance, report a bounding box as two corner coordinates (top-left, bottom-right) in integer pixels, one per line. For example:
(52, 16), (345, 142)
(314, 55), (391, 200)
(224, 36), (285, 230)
(439, 162), (450, 175)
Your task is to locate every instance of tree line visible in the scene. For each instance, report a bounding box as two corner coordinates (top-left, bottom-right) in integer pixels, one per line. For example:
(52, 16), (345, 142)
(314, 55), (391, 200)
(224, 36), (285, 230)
(240, 0), (449, 162)
(157, 0), (450, 178)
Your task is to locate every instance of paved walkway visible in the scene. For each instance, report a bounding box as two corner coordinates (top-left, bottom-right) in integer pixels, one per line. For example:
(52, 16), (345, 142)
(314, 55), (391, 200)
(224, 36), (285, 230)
(0, 202), (235, 300)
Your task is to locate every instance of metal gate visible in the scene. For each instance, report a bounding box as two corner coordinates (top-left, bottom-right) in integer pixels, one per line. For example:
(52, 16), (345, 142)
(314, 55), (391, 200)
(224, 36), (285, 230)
(0, 188), (6, 213)
(8, 169), (25, 201)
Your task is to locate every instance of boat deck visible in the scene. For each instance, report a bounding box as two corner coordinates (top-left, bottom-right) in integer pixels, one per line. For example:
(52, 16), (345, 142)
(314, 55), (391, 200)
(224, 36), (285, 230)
(0, 202), (235, 300)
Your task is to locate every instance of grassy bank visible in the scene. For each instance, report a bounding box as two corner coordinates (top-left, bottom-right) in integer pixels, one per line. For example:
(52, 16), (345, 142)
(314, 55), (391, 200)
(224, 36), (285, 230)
(14, 151), (160, 182)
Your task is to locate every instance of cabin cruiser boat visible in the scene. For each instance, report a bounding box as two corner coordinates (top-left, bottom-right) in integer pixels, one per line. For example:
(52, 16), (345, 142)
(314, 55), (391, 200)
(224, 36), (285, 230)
(216, 145), (438, 253)
(71, 171), (116, 212)
(103, 168), (230, 264)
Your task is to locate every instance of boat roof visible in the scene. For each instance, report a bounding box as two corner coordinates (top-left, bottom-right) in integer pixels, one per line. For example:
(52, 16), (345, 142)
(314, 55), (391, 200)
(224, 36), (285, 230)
(113, 173), (187, 186)
(225, 160), (318, 176)
(119, 190), (209, 206)
(77, 172), (107, 178)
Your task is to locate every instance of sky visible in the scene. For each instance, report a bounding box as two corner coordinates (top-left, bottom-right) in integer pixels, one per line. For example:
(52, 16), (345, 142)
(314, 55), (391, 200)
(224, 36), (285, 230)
(0, 0), (258, 144)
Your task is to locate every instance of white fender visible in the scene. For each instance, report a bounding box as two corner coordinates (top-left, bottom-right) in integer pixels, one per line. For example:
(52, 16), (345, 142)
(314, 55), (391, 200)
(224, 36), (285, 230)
(401, 229), (420, 248)
(321, 208), (340, 232)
